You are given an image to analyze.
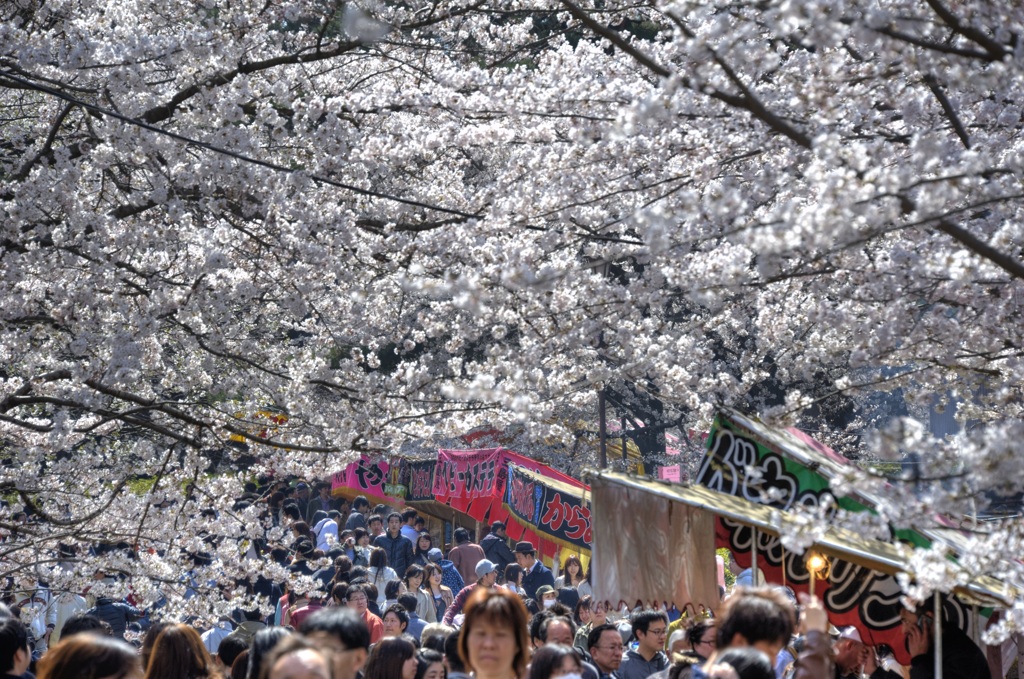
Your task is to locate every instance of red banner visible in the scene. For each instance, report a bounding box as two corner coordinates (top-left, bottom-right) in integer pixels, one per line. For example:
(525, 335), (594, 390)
(432, 449), (502, 501)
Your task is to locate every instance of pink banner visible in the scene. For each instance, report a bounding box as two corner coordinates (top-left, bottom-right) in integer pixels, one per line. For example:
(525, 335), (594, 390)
(332, 456), (390, 499)
(432, 449), (502, 500)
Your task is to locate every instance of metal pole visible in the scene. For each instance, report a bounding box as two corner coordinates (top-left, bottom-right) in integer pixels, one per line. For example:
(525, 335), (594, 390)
(752, 528), (759, 586)
(972, 605), (979, 646)
(598, 390), (607, 469)
(934, 592), (943, 679)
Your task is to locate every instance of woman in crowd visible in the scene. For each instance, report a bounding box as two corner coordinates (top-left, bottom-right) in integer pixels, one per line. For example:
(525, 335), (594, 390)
(246, 627), (292, 679)
(349, 528), (372, 566)
(421, 562), (454, 623)
(367, 548), (397, 609)
(573, 595), (592, 630)
(331, 582), (349, 607)
(364, 636), (418, 679)
(414, 533), (435, 566)
(415, 648), (446, 679)
(143, 623), (218, 679)
(139, 621), (170, 671)
(502, 565), (524, 597)
(573, 598), (606, 653)
(384, 579), (405, 609)
(576, 562), (593, 599)
(37, 634), (142, 679)
(555, 555), (585, 590)
(406, 565), (436, 622)
(458, 588), (531, 679)
(528, 644), (584, 679)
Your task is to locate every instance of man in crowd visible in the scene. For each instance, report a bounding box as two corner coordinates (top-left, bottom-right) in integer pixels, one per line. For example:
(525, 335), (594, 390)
(398, 593), (426, 641)
(443, 560), (499, 625)
(901, 600), (990, 679)
(293, 482), (311, 519)
(306, 482), (343, 524)
(85, 595), (142, 640)
(589, 623), (625, 679)
(299, 608), (371, 679)
(368, 514), (385, 539)
(480, 521), (517, 577)
(344, 496), (370, 531)
(400, 509), (420, 543)
(344, 583), (383, 644)
(697, 588), (832, 679)
(619, 610), (671, 679)
(449, 528), (486, 585)
(516, 541), (554, 600)
(0, 618), (31, 679)
(373, 512), (415, 577)
(834, 627), (870, 679)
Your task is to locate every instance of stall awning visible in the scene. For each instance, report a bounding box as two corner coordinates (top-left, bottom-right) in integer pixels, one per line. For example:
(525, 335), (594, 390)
(585, 470), (1013, 609)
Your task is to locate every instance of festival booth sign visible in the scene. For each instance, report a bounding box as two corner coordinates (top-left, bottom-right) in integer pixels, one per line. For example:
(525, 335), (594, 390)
(431, 448), (589, 562)
(331, 455), (395, 505)
(695, 409), (1011, 665)
(504, 463), (593, 559)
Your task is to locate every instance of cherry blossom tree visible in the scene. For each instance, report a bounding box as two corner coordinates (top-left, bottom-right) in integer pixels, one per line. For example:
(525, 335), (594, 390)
(2, 0), (1024, 626)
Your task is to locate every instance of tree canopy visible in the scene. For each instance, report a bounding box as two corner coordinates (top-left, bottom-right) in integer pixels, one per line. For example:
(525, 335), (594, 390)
(2, 0), (1023, 626)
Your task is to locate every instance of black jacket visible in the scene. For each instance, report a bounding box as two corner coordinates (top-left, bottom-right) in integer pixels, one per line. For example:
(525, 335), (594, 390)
(909, 623), (991, 679)
(373, 532), (414, 577)
(480, 533), (516, 574)
(87, 598), (141, 638)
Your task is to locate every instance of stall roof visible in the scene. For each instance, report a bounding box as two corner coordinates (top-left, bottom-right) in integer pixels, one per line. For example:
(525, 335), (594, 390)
(585, 470), (1014, 608)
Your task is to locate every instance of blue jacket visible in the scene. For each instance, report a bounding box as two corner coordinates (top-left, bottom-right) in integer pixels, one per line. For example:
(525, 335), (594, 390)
(437, 558), (464, 592)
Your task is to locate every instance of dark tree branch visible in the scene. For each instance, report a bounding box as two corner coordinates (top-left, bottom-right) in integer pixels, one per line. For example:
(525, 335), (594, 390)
(923, 74), (971, 149)
(924, 0), (1008, 61)
(559, 1), (812, 149)
(935, 220), (1024, 281)
(873, 25), (995, 61)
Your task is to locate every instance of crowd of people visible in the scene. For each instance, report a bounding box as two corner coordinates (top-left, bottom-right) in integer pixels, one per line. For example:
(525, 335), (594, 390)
(0, 478), (994, 679)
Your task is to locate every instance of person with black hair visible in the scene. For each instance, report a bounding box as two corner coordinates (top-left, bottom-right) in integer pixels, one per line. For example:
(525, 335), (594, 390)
(374, 513), (415, 578)
(900, 600), (989, 679)
(480, 523), (517, 582)
(515, 541), (554, 601)
(529, 644), (584, 679)
(448, 528), (486, 586)
(695, 590), (831, 679)
(215, 634), (249, 675)
(367, 548), (398, 608)
(414, 533), (435, 567)
(85, 597), (142, 640)
(385, 580), (405, 608)
(416, 648), (446, 679)
(345, 584), (384, 644)
(619, 610), (671, 679)
(0, 617), (31, 679)
(443, 631), (469, 679)
(345, 496), (370, 532)
(384, 604), (411, 638)
(298, 608), (370, 679)
(588, 623), (624, 679)
(306, 483), (341, 524)
(399, 593), (428, 641)
(58, 614), (112, 640)
(704, 648), (775, 679)
(401, 509), (421, 543)
(245, 627), (291, 679)
(364, 636), (417, 679)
